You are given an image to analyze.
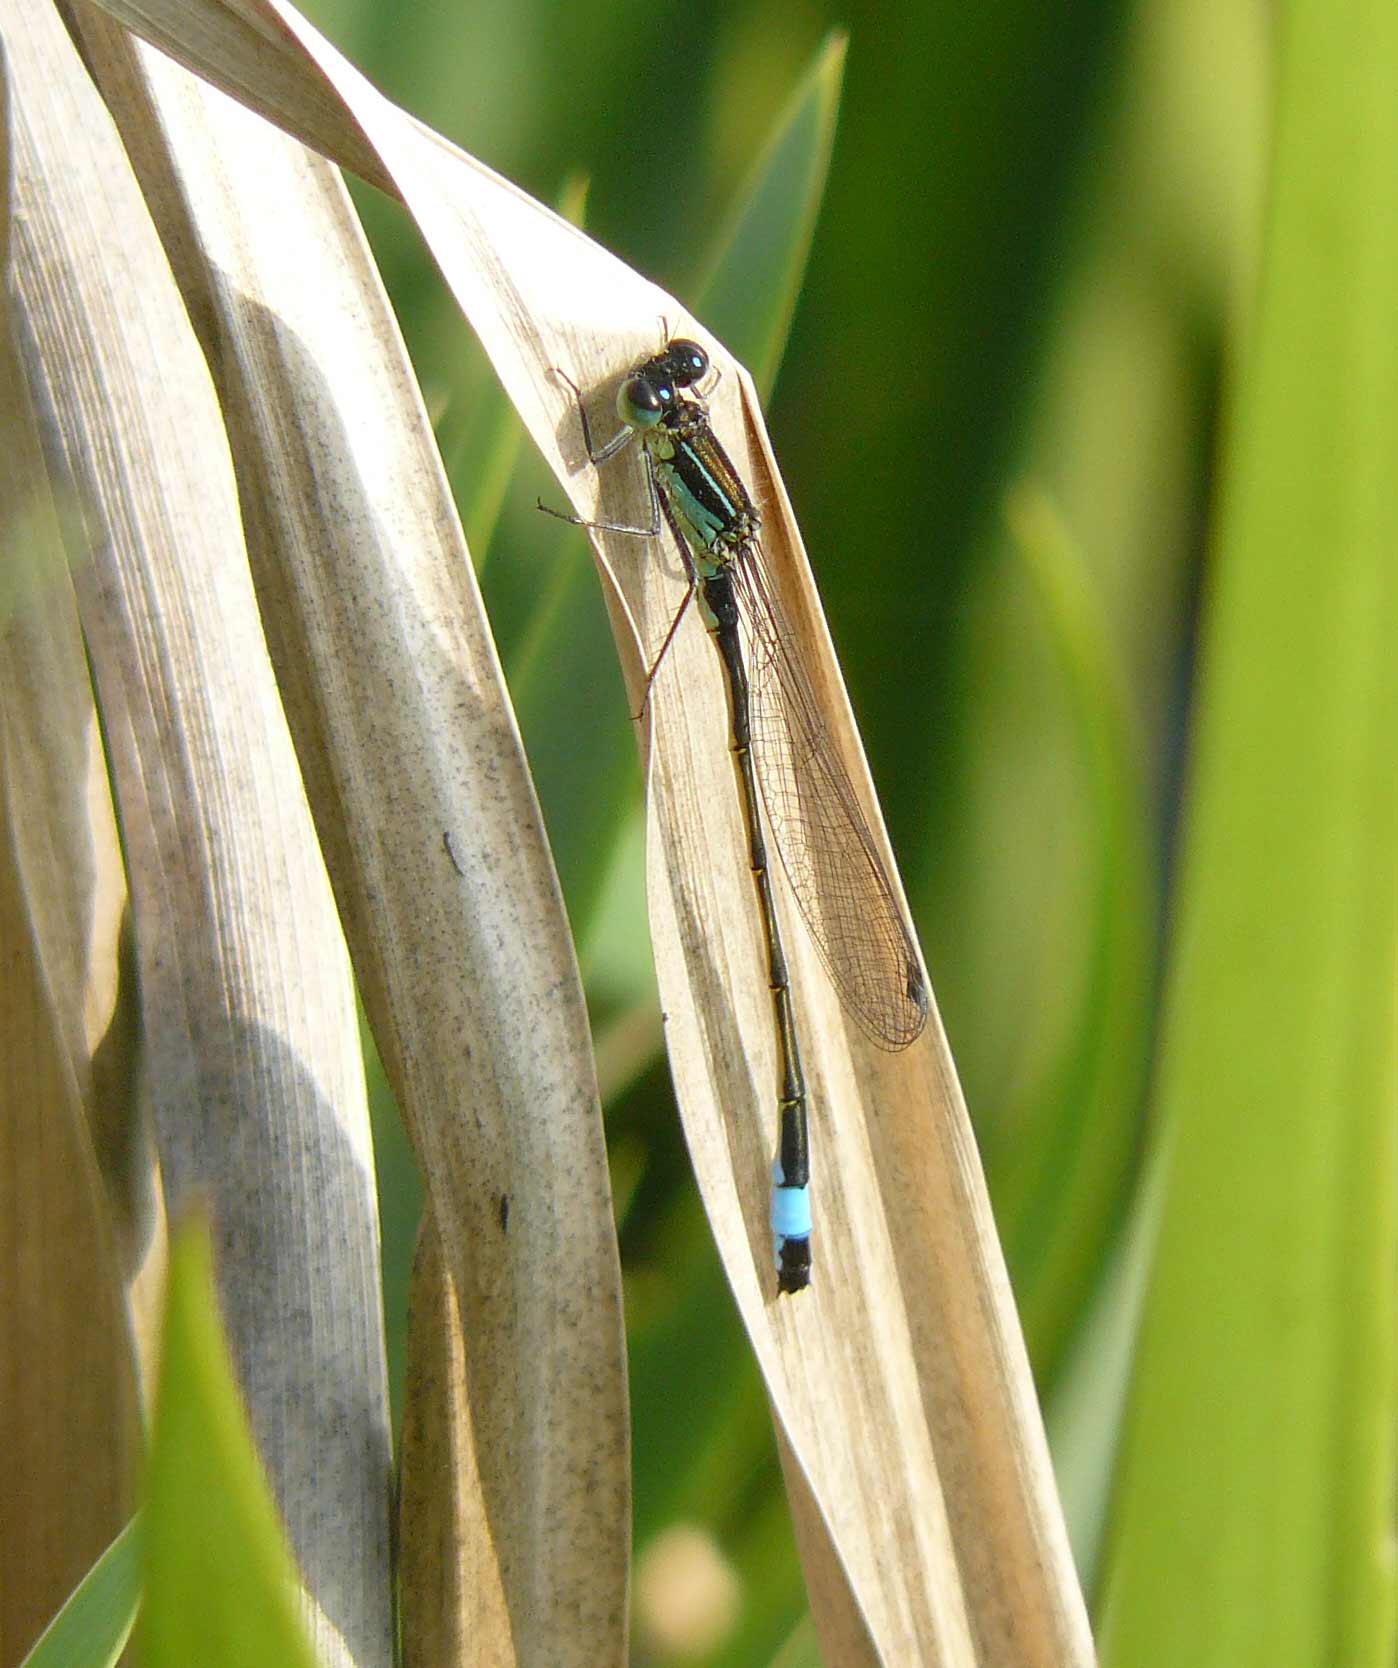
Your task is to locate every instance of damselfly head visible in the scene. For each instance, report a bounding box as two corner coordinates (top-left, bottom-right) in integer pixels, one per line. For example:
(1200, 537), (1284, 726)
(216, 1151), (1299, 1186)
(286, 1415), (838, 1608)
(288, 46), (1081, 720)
(618, 338), (710, 432)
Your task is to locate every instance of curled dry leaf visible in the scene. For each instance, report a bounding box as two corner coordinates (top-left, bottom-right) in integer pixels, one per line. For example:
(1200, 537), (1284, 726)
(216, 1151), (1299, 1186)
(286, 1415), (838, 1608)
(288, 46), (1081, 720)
(82, 0), (1095, 1662)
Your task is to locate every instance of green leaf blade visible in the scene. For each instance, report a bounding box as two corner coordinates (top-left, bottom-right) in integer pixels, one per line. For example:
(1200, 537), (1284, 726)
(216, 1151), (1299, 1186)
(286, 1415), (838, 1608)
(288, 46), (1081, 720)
(1099, 3), (1398, 1662)
(696, 30), (847, 398)
(18, 1518), (142, 1668)
(142, 1219), (321, 1668)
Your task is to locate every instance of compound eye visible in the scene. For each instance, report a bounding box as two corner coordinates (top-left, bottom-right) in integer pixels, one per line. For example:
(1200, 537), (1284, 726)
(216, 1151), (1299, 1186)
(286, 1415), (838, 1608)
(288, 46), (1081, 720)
(668, 340), (708, 386)
(618, 375), (665, 429)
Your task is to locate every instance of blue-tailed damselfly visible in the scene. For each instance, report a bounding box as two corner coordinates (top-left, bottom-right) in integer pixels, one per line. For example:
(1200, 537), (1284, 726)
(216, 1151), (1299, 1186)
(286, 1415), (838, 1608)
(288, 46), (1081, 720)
(546, 336), (927, 1293)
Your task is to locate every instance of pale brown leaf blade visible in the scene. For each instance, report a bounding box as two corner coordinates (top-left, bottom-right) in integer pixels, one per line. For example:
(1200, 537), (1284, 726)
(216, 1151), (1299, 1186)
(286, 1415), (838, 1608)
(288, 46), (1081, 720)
(64, 14), (630, 1664)
(75, 1), (1094, 1661)
(0, 285), (141, 1668)
(397, 1218), (516, 1668)
(92, 0), (396, 194)
(4, 7), (392, 1661)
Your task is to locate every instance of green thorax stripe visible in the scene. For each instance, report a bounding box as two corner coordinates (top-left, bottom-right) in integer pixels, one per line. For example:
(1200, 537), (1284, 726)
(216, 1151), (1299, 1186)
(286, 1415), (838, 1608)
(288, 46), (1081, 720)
(650, 410), (758, 556)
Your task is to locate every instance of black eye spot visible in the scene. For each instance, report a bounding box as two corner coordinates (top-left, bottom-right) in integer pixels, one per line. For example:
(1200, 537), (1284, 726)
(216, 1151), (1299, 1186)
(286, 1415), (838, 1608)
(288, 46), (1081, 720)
(497, 1193), (510, 1232)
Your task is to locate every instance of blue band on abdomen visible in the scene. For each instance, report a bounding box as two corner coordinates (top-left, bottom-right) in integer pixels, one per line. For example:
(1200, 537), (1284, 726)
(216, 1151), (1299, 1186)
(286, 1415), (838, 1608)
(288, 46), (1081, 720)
(771, 1184), (812, 1242)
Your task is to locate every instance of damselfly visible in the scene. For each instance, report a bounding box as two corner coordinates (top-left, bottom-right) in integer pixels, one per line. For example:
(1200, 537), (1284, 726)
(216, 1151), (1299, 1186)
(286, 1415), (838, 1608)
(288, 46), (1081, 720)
(545, 336), (927, 1293)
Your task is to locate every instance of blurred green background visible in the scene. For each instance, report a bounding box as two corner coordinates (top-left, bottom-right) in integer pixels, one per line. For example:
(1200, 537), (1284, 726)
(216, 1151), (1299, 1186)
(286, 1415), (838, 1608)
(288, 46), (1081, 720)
(296, 0), (1278, 1662)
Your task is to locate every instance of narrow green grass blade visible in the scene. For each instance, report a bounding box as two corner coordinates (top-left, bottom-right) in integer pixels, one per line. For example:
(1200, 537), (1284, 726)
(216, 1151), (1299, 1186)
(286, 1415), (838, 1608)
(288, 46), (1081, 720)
(1099, 2), (1398, 1662)
(995, 486), (1154, 1380)
(142, 1219), (320, 1668)
(18, 1517), (141, 1668)
(506, 532), (635, 931)
(696, 30), (846, 398)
